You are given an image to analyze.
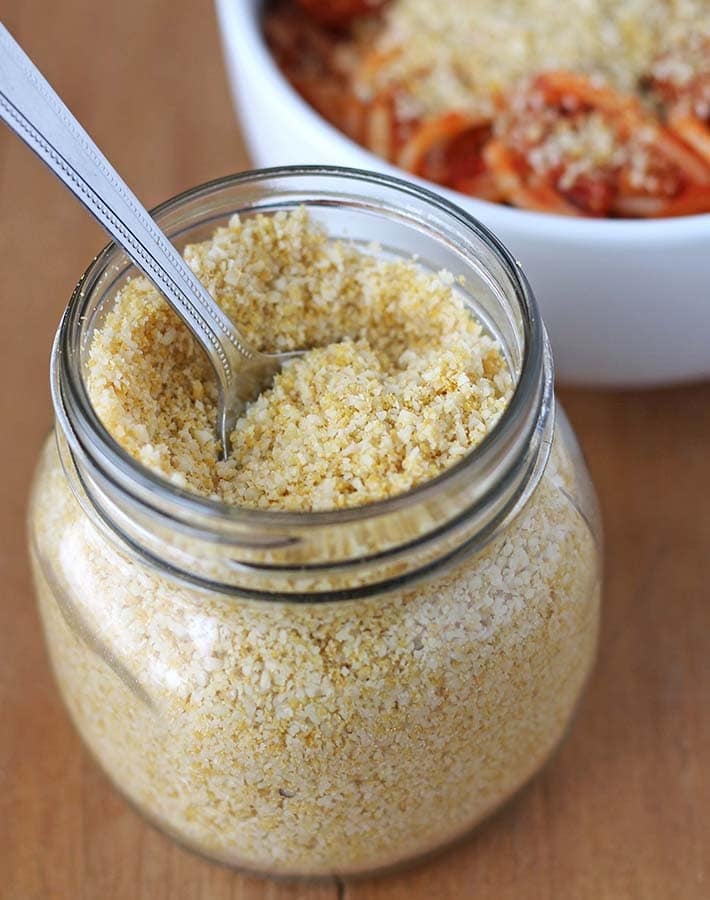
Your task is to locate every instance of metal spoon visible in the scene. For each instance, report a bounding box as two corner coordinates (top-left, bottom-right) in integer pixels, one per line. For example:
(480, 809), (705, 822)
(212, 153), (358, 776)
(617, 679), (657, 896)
(0, 23), (299, 457)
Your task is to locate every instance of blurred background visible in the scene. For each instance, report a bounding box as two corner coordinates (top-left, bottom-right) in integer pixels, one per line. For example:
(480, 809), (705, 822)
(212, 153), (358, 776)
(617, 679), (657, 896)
(1, 1), (708, 898)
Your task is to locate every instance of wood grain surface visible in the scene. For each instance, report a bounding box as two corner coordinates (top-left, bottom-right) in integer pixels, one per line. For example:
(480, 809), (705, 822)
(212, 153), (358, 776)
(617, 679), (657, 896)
(1, 2), (708, 898)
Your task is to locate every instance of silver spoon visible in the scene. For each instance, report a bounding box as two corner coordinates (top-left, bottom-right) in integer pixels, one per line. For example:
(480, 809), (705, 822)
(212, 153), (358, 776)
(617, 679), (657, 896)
(0, 23), (299, 458)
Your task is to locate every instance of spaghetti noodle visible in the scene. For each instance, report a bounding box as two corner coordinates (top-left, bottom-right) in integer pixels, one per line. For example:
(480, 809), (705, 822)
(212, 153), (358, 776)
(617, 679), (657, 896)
(265, 0), (710, 218)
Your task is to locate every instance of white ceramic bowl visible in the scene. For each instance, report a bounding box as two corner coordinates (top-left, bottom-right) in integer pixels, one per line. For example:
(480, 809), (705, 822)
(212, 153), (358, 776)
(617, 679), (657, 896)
(216, 0), (710, 386)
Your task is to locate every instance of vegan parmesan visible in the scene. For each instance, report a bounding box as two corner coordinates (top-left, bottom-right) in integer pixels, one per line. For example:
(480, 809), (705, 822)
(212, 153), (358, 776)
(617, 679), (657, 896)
(360, 0), (710, 120)
(30, 205), (601, 875)
(267, 1), (710, 216)
(87, 208), (511, 509)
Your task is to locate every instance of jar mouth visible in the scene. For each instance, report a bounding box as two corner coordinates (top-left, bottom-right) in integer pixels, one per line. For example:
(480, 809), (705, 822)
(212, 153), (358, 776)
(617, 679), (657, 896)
(52, 165), (547, 533)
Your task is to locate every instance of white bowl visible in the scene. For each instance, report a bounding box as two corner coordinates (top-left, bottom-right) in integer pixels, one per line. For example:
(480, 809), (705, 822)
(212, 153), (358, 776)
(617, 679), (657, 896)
(215, 0), (710, 386)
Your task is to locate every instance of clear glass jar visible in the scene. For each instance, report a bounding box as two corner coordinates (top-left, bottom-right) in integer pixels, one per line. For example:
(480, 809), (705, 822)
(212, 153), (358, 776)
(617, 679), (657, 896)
(28, 168), (601, 877)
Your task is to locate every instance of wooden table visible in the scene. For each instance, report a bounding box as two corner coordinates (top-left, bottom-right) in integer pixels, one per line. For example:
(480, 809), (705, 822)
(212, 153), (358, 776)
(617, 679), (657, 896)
(1, 2), (708, 897)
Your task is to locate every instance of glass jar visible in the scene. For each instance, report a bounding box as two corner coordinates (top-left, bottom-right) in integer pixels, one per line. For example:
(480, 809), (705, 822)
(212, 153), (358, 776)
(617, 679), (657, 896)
(28, 168), (601, 878)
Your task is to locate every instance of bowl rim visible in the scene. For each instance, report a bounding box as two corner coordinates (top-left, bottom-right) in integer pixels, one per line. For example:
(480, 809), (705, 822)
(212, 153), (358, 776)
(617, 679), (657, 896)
(217, 0), (710, 242)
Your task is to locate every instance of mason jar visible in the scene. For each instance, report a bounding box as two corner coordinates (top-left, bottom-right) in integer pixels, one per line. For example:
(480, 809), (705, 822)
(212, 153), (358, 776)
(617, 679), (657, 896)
(28, 168), (602, 877)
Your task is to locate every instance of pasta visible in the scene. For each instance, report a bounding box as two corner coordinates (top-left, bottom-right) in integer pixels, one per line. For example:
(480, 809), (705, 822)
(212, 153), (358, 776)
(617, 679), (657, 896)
(265, 0), (710, 218)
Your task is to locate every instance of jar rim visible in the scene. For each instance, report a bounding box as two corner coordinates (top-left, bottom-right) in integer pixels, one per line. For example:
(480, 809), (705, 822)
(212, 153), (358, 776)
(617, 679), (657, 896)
(52, 165), (547, 533)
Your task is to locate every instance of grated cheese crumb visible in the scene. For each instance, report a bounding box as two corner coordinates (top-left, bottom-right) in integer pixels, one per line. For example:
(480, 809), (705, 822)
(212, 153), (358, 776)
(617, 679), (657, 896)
(29, 205), (601, 877)
(360, 0), (710, 119)
(87, 208), (512, 510)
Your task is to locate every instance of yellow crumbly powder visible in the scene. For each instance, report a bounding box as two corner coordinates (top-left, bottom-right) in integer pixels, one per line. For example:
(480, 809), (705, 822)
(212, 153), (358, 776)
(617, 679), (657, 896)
(87, 207), (511, 509)
(30, 207), (600, 876)
(361, 0), (710, 119)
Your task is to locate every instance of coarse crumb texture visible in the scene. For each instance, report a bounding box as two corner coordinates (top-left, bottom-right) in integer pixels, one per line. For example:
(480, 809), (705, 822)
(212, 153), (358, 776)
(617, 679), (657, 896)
(361, 0), (710, 119)
(32, 208), (600, 875)
(87, 208), (510, 511)
(31, 426), (600, 875)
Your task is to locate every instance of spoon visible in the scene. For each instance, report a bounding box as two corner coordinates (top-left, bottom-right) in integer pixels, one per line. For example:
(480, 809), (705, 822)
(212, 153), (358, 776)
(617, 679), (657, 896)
(0, 23), (300, 458)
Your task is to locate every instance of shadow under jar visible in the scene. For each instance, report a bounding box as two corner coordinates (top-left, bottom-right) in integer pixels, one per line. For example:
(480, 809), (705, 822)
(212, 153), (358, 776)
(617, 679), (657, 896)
(28, 167), (602, 878)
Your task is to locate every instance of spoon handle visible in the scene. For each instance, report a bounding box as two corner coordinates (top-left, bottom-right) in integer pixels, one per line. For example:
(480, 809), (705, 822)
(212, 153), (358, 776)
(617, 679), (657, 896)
(0, 23), (260, 447)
